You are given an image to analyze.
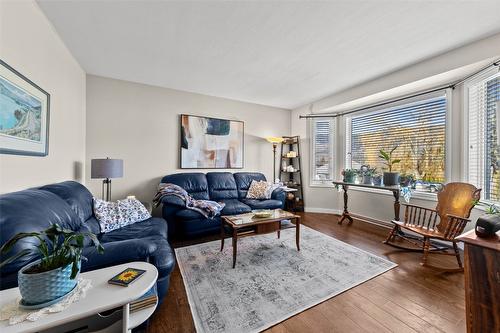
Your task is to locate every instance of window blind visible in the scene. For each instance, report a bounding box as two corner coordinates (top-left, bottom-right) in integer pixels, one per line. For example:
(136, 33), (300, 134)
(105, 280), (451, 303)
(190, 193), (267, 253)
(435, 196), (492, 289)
(468, 72), (499, 202)
(348, 94), (447, 183)
(311, 118), (334, 184)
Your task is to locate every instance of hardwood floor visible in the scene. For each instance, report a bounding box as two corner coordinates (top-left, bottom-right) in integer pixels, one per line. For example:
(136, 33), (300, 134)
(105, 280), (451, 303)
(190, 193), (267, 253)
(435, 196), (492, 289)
(148, 212), (466, 333)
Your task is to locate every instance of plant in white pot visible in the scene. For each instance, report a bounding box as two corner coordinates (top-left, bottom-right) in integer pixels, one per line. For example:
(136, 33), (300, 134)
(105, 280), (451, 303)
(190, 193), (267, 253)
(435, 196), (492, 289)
(378, 146), (401, 186)
(0, 223), (104, 306)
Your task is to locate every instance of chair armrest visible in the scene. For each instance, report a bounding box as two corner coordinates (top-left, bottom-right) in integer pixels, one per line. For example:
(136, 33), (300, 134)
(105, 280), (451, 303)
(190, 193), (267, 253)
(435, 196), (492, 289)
(402, 204), (440, 229)
(444, 214), (471, 239)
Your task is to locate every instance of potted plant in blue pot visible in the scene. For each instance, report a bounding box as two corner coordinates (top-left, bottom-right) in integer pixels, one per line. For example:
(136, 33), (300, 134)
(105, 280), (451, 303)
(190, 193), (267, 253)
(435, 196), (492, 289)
(0, 223), (103, 307)
(378, 146), (401, 186)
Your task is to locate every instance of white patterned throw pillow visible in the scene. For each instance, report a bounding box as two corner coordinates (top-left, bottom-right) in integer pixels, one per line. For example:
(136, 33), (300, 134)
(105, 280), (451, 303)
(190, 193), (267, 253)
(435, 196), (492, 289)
(93, 197), (151, 233)
(246, 180), (275, 200)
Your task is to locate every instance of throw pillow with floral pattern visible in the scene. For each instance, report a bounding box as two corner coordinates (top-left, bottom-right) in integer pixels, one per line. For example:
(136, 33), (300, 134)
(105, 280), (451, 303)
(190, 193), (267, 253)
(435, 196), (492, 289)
(93, 197), (151, 233)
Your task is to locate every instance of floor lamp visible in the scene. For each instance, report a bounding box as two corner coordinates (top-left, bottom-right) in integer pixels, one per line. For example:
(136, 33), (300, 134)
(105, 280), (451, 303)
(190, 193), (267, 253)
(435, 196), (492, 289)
(91, 158), (123, 201)
(266, 137), (284, 183)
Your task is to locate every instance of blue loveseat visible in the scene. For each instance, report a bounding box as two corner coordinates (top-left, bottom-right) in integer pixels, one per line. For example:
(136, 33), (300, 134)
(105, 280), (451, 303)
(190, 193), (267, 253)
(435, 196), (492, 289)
(160, 172), (286, 239)
(0, 181), (175, 304)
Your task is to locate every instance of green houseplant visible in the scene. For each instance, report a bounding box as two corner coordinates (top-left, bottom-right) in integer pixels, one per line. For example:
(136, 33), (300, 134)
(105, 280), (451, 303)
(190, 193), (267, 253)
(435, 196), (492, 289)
(341, 169), (358, 183)
(472, 201), (500, 238)
(0, 223), (104, 305)
(379, 146), (401, 186)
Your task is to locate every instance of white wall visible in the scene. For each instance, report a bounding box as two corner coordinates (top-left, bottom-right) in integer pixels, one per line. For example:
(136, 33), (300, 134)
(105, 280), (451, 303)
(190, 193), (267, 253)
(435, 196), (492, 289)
(86, 75), (290, 203)
(0, 1), (86, 193)
(291, 33), (500, 229)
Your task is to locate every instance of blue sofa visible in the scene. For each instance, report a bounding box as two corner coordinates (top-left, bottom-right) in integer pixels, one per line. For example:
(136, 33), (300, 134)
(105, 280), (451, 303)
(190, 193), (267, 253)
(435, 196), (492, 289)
(160, 172), (286, 239)
(0, 181), (175, 304)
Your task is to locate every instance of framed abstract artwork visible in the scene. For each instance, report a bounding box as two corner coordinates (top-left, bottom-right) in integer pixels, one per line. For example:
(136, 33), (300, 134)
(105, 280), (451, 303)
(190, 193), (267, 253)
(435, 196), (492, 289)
(180, 114), (244, 168)
(0, 60), (50, 156)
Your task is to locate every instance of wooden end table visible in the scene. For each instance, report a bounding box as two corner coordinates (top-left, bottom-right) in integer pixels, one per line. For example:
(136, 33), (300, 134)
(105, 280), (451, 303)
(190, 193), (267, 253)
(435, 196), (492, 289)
(221, 209), (300, 268)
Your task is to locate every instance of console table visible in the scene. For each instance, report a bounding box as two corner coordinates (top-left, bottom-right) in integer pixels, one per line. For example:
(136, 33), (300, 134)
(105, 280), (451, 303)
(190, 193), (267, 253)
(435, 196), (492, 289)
(331, 181), (401, 224)
(0, 262), (158, 333)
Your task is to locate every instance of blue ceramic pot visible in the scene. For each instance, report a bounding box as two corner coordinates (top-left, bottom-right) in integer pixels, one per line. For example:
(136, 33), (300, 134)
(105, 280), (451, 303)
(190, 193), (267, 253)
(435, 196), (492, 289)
(18, 259), (79, 305)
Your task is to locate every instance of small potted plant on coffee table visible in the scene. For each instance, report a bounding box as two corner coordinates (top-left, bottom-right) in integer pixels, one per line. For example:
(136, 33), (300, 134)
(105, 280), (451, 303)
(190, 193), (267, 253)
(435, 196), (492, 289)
(378, 146), (401, 186)
(341, 169), (358, 183)
(0, 223), (104, 307)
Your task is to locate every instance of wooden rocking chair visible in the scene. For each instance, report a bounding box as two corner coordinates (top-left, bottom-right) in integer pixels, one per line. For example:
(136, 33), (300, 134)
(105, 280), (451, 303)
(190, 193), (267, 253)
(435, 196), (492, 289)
(384, 182), (481, 272)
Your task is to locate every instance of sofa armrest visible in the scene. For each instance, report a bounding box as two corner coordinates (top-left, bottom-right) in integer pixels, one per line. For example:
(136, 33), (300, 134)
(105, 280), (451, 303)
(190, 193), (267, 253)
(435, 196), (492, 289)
(161, 195), (185, 207)
(271, 188), (286, 203)
(81, 239), (156, 272)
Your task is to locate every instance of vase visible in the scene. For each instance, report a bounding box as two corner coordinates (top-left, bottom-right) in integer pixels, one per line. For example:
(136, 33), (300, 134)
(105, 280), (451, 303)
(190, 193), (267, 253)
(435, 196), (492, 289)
(343, 175), (356, 183)
(383, 172), (400, 186)
(18, 259), (80, 305)
(362, 175), (373, 185)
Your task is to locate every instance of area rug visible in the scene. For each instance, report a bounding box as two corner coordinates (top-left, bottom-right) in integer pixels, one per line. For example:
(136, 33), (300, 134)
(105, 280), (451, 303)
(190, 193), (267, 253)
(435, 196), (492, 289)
(175, 225), (397, 333)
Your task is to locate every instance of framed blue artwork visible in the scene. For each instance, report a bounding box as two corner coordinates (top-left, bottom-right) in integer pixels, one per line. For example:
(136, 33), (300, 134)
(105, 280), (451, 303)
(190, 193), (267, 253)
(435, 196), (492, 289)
(0, 60), (50, 156)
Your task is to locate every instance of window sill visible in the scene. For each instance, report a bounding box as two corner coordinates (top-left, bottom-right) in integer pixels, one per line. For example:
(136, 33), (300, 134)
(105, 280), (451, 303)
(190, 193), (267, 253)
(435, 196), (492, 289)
(310, 182), (335, 188)
(347, 186), (438, 203)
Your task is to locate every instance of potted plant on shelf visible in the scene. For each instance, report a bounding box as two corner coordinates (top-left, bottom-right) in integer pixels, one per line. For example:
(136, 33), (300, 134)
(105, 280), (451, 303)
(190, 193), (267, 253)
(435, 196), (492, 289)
(378, 146), (401, 186)
(341, 169), (358, 183)
(0, 223), (104, 306)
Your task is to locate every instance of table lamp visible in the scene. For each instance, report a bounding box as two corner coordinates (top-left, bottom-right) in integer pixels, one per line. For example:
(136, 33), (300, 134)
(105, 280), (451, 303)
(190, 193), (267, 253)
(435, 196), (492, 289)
(266, 137), (284, 182)
(91, 158), (123, 201)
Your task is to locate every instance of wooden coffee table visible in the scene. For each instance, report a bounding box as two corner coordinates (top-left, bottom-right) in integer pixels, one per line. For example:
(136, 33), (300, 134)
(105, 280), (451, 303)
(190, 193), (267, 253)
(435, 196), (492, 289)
(220, 209), (301, 268)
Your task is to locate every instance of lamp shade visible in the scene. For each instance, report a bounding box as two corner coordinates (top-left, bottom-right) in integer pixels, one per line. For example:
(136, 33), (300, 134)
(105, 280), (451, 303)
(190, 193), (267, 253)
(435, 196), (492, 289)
(91, 158), (123, 179)
(266, 136), (284, 144)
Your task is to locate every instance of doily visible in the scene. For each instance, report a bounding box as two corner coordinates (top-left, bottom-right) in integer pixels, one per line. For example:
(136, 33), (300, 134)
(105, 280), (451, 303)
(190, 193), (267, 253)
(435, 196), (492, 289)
(0, 278), (92, 326)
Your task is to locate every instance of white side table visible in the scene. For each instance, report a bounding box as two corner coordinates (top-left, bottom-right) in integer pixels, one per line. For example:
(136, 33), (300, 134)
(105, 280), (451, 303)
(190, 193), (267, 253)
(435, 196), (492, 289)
(0, 262), (158, 333)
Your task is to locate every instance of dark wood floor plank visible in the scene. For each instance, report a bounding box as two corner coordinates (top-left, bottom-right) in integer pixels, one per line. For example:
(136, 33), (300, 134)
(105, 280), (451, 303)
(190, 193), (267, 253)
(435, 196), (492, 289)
(149, 212), (466, 333)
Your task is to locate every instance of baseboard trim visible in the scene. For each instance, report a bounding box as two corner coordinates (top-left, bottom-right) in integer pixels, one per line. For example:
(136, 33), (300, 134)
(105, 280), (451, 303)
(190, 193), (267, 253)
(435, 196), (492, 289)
(304, 207), (342, 214)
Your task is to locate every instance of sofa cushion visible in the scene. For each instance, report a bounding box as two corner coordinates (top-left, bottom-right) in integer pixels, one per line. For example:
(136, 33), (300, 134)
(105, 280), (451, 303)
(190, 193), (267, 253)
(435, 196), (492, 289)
(241, 199), (283, 210)
(99, 217), (168, 243)
(0, 189), (82, 274)
(234, 172), (267, 198)
(39, 181), (94, 223)
(206, 172), (238, 200)
(220, 199), (252, 215)
(161, 173), (209, 200)
(177, 217), (221, 238)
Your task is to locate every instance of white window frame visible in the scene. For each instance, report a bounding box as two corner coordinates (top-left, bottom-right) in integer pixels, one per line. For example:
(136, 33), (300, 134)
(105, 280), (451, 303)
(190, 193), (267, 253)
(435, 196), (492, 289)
(309, 117), (336, 187)
(343, 89), (453, 200)
(462, 67), (500, 204)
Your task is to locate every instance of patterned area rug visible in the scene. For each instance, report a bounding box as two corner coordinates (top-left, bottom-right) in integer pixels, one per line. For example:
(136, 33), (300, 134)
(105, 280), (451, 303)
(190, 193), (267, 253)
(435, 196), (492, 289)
(175, 225), (397, 333)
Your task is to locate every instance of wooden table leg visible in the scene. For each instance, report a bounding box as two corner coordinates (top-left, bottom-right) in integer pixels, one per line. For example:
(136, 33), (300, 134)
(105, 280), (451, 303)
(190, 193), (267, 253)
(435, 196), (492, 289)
(220, 220), (225, 251)
(232, 229), (237, 268)
(295, 217), (300, 251)
(338, 185), (354, 225)
(393, 190), (400, 221)
(277, 221), (281, 239)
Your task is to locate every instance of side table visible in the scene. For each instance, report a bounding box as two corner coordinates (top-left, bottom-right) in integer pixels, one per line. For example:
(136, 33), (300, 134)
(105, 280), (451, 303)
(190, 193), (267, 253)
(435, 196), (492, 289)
(0, 262), (158, 333)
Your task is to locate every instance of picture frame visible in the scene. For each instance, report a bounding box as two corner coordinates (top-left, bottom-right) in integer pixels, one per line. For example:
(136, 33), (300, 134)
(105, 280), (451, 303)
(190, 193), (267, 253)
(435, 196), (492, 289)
(180, 114), (244, 169)
(0, 60), (50, 156)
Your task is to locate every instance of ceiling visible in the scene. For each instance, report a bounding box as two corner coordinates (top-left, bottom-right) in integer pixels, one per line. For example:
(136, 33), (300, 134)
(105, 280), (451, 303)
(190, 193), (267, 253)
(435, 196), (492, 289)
(37, 1), (500, 109)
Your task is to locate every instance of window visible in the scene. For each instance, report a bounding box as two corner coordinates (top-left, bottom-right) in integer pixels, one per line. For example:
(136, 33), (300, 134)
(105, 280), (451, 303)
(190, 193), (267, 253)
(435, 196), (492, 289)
(346, 92), (448, 190)
(466, 70), (500, 203)
(310, 118), (335, 186)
